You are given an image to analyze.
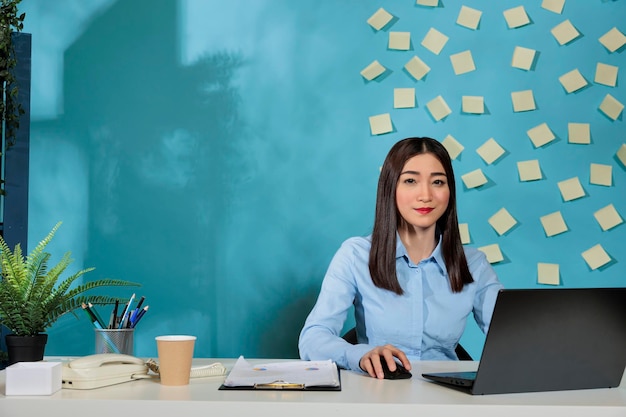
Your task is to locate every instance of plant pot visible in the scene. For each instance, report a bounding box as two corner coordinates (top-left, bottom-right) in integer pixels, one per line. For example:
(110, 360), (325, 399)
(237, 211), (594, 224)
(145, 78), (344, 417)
(5, 334), (48, 365)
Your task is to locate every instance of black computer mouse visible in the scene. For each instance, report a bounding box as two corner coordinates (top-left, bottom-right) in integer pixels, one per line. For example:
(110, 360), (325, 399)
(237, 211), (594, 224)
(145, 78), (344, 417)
(380, 360), (412, 380)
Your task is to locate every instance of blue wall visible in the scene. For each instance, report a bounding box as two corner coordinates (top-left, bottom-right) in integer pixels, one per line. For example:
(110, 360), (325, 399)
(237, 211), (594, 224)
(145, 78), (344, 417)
(21, 0), (625, 360)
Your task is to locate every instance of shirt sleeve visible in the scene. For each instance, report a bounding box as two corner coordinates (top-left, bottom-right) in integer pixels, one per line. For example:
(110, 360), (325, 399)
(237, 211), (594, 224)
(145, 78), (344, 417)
(465, 248), (504, 334)
(298, 239), (374, 372)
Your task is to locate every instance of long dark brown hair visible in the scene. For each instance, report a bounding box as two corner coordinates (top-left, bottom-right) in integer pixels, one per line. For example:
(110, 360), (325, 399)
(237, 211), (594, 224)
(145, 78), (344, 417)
(368, 137), (473, 294)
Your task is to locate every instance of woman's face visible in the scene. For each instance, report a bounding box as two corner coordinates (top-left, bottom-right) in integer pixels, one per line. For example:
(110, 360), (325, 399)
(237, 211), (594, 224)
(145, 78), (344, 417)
(395, 153), (450, 232)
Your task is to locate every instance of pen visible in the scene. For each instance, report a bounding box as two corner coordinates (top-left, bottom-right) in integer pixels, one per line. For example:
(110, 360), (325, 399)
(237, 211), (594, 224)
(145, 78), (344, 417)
(88, 302), (106, 329)
(82, 302), (103, 328)
(118, 293), (135, 329)
(109, 299), (119, 329)
(130, 305), (149, 328)
(130, 296), (145, 323)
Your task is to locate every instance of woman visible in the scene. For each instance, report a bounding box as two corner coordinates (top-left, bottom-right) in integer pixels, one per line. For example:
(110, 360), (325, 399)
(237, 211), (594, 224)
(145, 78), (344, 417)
(299, 137), (503, 379)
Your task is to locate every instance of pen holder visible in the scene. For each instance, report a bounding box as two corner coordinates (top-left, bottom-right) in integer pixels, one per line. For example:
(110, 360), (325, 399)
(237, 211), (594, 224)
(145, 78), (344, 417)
(95, 329), (134, 355)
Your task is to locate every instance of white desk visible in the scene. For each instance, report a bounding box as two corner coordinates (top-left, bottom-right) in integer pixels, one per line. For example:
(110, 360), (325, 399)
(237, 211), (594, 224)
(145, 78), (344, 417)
(1, 359), (625, 417)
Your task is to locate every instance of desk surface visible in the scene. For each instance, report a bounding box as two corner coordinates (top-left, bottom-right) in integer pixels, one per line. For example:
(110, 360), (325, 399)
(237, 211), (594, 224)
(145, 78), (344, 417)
(1, 359), (625, 417)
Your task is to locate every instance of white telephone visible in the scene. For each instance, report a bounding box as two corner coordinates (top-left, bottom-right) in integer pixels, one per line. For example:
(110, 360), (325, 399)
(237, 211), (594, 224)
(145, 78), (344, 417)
(62, 353), (227, 390)
(62, 353), (149, 390)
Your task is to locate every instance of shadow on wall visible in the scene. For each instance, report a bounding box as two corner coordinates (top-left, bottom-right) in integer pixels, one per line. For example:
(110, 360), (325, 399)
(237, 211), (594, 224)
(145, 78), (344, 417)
(34, 0), (247, 357)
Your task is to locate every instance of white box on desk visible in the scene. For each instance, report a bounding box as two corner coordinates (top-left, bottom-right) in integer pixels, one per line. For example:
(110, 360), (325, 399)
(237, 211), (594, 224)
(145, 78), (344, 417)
(5, 361), (62, 395)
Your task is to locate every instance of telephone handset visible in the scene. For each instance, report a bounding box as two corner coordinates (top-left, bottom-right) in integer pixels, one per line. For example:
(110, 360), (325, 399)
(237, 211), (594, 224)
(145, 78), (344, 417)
(62, 353), (149, 390)
(62, 353), (227, 390)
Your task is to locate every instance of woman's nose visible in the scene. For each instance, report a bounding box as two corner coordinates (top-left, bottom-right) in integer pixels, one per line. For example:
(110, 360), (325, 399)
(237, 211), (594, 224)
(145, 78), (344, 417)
(417, 184), (432, 202)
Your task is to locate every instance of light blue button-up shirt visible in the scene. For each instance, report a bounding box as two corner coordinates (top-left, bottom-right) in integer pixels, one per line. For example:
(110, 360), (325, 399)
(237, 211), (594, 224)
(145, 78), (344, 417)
(299, 235), (503, 372)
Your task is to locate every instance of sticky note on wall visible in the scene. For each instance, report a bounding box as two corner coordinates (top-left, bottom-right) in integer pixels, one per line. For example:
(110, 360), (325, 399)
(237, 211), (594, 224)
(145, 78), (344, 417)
(581, 244), (611, 270)
(488, 208), (517, 235)
(421, 28), (448, 55)
(461, 169), (488, 189)
(537, 263), (560, 285)
(551, 20), (581, 45)
(540, 211), (568, 237)
(367, 8), (394, 31)
(599, 27), (626, 53)
(568, 123), (590, 144)
(590, 163), (612, 186)
(404, 55), (431, 80)
(557, 177), (585, 201)
(442, 135), (464, 160)
(478, 244), (504, 264)
(594, 204), (623, 231)
(426, 95), (452, 121)
(369, 113), (393, 135)
(517, 159), (542, 181)
(599, 94), (624, 120)
(361, 60), (386, 81)
(456, 6), (482, 30)
(503, 6), (530, 29)
(476, 138), (505, 164)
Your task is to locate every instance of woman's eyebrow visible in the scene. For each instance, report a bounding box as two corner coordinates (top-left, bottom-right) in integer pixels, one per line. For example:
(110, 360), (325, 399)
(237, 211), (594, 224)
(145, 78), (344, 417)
(400, 170), (447, 176)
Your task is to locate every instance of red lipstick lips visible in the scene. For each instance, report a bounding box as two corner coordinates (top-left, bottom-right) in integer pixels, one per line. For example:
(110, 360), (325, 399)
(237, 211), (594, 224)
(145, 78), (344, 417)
(416, 207), (434, 214)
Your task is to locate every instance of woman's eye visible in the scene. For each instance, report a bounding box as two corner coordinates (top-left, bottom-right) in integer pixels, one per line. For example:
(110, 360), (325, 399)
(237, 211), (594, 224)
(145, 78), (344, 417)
(433, 179), (446, 186)
(404, 178), (416, 184)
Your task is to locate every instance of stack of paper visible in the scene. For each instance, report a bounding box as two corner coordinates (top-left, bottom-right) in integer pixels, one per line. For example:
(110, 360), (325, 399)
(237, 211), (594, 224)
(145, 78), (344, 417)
(221, 356), (340, 390)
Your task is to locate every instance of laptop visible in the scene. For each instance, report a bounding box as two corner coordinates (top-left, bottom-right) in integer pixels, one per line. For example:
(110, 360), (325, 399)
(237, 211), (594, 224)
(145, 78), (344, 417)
(422, 287), (626, 395)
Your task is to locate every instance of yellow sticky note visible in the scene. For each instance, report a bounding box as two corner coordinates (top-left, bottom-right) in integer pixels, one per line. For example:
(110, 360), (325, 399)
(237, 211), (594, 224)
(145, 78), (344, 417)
(461, 169), (488, 189)
(404, 55), (431, 81)
(369, 113), (393, 135)
(462, 96), (484, 114)
(511, 46), (536, 70)
(394, 88), (415, 109)
(417, 0), (439, 6)
(488, 208), (517, 236)
(594, 204), (623, 231)
(511, 90), (536, 112)
(599, 27), (626, 53)
(595, 63), (618, 87)
(389, 32), (411, 51)
(478, 244), (504, 264)
(541, 0), (565, 14)
(421, 28), (448, 55)
(617, 144), (626, 167)
(459, 223), (470, 244)
(426, 95), (451, 121)
(551, 20), (580, 45)
(442, 134), (464, 160)
(476, 138), (505, 165)
(527, 123), (556, 148)
(361, 60), (386, 81)
(559, 69), (588, 93)
(517, 159), (542, 181)
(503, 6), (530, 29)
(590, 163), (612, 187)
(568, 122), (590, 144)
(450, 50), (476, 75)
(540, 211), (568, 237)
(557, 177), (585, 201)
(599, 94), (624, 121)
(538, 263), (560, 286)
(457, 5), (482, 30)
(581, 244), (611, 270)
(367, 8), (394, 31)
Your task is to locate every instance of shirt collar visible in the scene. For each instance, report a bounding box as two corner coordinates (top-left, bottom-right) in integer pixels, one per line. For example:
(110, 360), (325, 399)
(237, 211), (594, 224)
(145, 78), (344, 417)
(395, 233), (447, 275)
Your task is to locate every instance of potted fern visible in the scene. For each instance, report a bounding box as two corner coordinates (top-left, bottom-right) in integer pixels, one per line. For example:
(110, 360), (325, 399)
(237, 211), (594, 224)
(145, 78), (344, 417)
(0, 222), (139, 365)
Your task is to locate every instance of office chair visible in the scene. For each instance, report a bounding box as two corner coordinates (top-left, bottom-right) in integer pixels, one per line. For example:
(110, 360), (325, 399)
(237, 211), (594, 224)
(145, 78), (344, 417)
(341, 327), (473, 361)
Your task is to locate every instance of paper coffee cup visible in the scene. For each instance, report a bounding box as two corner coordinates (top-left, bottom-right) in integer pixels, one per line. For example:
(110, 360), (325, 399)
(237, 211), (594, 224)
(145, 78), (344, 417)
(155, 335), (196, 386)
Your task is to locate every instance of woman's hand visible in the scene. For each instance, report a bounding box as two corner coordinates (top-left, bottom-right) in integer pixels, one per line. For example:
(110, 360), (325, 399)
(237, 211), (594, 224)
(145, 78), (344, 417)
(359, 344), (412, 379)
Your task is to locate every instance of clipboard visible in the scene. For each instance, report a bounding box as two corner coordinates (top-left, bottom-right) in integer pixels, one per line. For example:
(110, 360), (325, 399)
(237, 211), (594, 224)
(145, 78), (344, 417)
(218, 356), (342, 391)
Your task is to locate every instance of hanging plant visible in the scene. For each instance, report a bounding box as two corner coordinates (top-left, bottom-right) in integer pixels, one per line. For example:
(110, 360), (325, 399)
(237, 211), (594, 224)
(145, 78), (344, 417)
(0, 0), (26, 152)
